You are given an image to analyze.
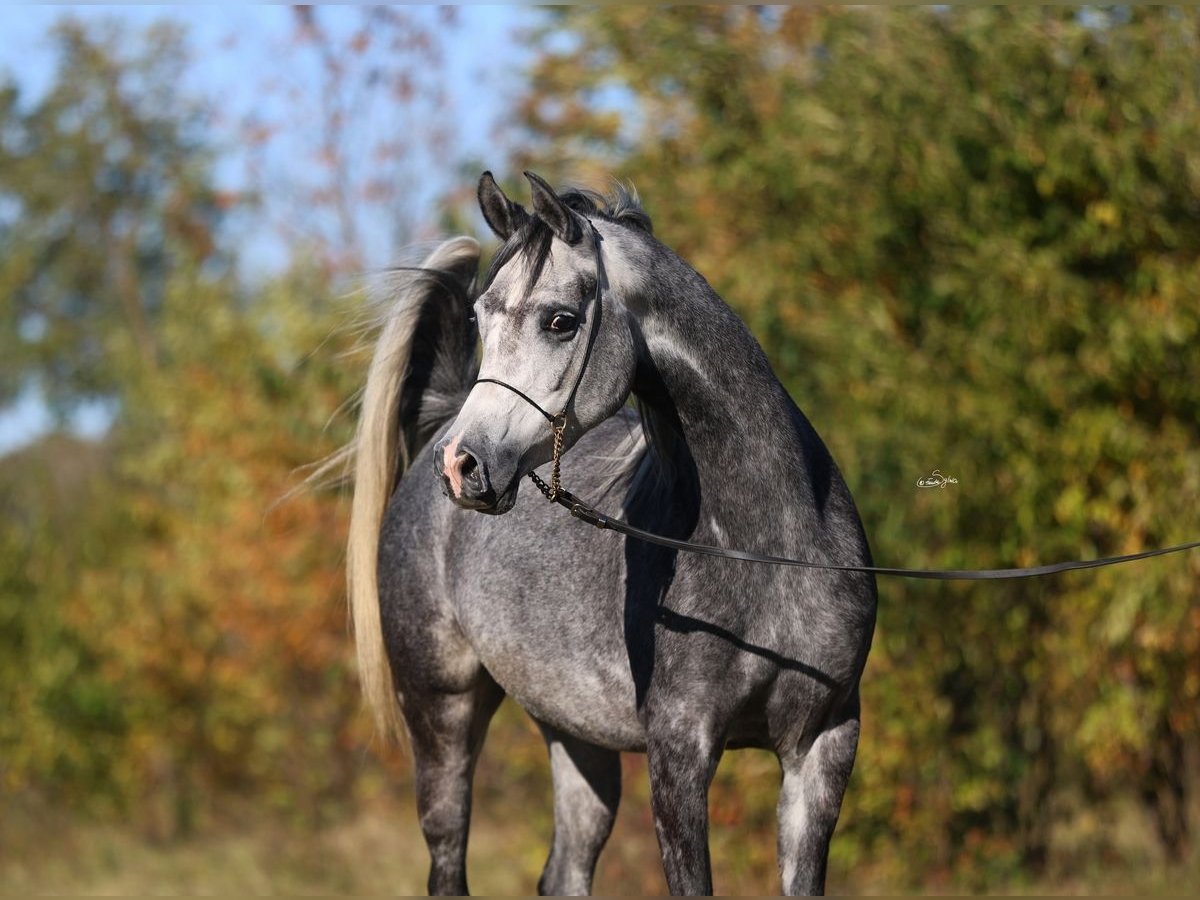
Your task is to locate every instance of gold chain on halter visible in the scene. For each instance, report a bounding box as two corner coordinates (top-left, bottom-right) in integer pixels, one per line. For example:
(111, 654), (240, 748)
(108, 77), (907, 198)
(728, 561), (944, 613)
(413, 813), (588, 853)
(529, 414), (568, 502)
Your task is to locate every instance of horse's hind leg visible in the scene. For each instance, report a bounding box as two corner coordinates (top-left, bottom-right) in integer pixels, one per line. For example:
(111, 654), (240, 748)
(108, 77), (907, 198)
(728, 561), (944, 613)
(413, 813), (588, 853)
(776, 695), (861, 896)
(406, 674), (504, 896)
(536, 723), (621, 896)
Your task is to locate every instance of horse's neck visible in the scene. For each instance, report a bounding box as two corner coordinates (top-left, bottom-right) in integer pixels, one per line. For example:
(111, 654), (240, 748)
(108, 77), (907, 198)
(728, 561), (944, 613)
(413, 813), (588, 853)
(636, 251), (830, 548)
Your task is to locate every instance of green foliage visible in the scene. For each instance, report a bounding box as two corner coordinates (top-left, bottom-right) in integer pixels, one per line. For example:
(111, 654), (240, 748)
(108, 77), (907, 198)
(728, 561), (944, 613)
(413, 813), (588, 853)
(0, 258), (374, 833)
(0, 18), (223, 412)
(0, 17), (377, 837)
(1, 427), (133, 804)
(521, 5), (1200, 886)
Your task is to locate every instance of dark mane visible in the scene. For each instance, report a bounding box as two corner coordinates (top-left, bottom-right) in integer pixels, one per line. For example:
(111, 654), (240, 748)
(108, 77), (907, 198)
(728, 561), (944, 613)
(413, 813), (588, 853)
(559, 184), (654, 235)
(478, 182), (652, 295)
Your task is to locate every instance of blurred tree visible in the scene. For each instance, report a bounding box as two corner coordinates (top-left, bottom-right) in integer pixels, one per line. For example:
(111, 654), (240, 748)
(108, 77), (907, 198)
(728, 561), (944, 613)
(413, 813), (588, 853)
(520, 5), (1200, 885)
(0, 434), (125, 809)
(65, 261), (369, 835)
(228, 5), (462, 272)
(0, 18), (225, 415)
(0, 15), (384, 836)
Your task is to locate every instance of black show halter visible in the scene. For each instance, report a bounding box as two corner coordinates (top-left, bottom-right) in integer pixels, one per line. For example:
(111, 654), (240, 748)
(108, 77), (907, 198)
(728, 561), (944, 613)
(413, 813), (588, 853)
(473, 223), (1200, 581)
(473, 223), (607, 503)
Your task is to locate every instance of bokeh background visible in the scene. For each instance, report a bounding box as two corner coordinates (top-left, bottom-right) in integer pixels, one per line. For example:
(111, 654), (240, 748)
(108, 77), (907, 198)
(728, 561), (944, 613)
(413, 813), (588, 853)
(3, 6), (1199, 894)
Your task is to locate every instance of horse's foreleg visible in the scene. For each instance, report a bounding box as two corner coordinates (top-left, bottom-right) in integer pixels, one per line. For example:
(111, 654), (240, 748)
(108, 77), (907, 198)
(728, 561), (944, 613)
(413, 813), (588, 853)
(646, 722), (723, 895)
(776, 699), (860, 896)
(536, 722), (622, 896)
(406, 677), (503, 896)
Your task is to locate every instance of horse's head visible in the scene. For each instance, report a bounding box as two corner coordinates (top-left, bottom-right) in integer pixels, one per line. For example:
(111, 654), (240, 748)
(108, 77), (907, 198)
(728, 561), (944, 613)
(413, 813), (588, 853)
(434, 171), (647, 513)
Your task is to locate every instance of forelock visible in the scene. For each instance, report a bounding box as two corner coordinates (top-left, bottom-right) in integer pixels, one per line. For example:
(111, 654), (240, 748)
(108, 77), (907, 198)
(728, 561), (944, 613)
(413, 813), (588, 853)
(480, 216), (554, 301)
(476, 179), (652, 302)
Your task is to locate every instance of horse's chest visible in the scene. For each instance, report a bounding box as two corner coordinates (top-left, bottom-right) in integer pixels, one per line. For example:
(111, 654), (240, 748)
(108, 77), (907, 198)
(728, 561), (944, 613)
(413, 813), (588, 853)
(458, 586), (648, 751)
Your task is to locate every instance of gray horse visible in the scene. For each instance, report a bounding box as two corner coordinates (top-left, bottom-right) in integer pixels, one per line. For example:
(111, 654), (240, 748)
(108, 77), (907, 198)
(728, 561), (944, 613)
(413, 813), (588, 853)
(342, 172), (877, 895)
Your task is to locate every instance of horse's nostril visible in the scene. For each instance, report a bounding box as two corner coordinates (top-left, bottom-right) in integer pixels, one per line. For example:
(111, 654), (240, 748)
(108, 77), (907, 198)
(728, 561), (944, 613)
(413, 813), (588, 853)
(438, 438), (494, 506)
(460, 453), (479, 485)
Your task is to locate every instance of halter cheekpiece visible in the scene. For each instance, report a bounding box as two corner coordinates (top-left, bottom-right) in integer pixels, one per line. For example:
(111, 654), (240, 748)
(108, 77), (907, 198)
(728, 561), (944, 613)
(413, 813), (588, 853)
(472, 223), (605, 503)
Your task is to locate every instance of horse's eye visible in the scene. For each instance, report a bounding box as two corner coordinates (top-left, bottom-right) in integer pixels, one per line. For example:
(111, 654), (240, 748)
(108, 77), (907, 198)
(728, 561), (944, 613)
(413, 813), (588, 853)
(545, 312), (578, 335)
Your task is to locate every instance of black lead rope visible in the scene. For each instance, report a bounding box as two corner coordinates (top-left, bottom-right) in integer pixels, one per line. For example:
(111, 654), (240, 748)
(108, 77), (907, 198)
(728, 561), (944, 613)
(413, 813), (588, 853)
(474, 221), (1200, 581)
(545, 488), (1200, 581)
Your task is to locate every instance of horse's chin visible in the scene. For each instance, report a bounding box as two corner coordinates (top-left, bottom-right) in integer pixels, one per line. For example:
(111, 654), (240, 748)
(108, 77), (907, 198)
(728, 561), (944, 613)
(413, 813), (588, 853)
(438, 476), (519, 514)
(475, 483), (518, 516)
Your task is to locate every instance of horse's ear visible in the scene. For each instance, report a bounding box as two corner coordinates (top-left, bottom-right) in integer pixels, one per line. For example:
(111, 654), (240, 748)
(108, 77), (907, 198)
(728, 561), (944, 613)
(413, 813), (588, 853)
(478, 171), (529, 241)
(525, 171), (583, 245)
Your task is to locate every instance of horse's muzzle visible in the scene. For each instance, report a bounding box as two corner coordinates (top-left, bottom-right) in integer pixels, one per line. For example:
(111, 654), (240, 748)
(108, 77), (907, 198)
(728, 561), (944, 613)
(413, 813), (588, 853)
(433, 436), (496, 508)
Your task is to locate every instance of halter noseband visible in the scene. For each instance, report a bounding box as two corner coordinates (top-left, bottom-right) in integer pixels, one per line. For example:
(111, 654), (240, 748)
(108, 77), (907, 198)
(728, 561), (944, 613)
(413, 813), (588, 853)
(472, 222), (606, 502)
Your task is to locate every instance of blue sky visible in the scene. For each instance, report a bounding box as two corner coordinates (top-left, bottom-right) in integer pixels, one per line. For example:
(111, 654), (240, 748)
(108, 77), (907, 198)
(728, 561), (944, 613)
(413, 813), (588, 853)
(4, 5), (536, 267)
(1, 6), (532, 118)
(0, 4), (536, 453)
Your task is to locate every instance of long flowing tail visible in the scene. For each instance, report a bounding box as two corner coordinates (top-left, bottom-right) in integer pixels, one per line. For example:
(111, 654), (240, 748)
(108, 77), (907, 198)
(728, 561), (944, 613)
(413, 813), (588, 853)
(340, 237), (480, 739)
